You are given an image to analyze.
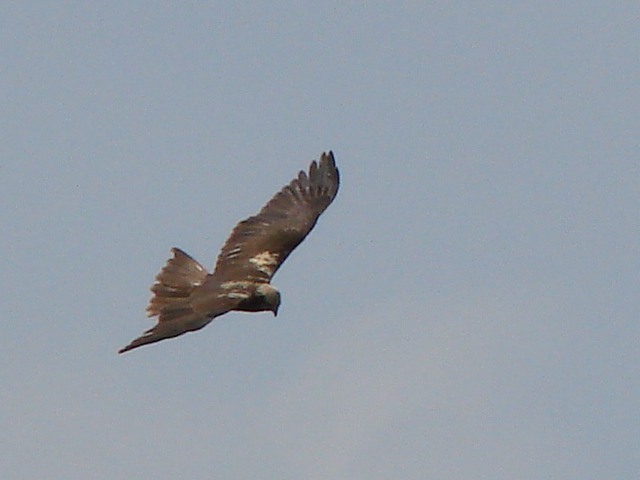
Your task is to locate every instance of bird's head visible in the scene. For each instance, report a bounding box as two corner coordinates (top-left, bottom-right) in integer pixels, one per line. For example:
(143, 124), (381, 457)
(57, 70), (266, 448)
(256, 283), (281, 316)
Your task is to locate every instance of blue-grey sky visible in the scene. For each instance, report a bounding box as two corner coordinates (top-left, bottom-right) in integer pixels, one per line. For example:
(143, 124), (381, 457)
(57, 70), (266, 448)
(2, 1), (638, 479)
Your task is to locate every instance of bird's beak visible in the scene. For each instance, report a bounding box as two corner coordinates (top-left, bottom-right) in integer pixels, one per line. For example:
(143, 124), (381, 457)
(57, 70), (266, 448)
(272, 306), (279, 317)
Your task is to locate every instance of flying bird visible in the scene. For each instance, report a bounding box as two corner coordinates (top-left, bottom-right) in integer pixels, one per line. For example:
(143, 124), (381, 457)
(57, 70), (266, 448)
(119, 151), (339, 353)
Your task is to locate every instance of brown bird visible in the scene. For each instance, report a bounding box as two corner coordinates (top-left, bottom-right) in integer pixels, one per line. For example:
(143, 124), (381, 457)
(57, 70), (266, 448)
(119, 151), (339, 353)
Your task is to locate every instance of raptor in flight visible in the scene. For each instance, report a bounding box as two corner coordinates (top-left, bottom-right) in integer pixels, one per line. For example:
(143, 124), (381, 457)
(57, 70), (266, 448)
(119, 151), (339, 353)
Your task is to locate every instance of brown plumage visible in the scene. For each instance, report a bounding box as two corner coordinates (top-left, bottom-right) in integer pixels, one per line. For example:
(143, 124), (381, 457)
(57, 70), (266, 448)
(119, 151), (339, 353)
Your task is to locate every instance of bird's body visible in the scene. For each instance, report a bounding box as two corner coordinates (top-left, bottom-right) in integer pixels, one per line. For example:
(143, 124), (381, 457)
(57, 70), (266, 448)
(119, 151), (339, 353)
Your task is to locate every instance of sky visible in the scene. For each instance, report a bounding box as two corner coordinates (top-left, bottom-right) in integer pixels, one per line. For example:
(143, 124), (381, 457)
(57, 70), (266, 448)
(1, 1), (639, 479)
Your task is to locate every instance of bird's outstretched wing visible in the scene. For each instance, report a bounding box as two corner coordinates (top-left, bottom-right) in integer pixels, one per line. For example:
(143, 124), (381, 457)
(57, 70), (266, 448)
(212, 151), (340, 283)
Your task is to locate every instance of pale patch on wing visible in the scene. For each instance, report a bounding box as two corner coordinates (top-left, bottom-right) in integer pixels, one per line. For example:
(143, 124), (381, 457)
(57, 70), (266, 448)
(218, 280), (252, 300)
(249, 251), (280, 276)
(221, 280), (254, 289)
(224, 245), (244, 259)
(219, 291), (250, 299)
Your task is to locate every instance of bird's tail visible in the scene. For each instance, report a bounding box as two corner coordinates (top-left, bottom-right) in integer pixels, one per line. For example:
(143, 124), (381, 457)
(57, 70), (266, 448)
(118, 248), (210, 354)
(146, 248), (209, 319)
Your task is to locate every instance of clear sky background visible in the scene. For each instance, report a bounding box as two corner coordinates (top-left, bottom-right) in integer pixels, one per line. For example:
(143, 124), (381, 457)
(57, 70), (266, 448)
(2, 1), (638, 479)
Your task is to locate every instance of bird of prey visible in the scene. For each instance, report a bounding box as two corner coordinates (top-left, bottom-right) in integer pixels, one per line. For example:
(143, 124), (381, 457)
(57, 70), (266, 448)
(118, 151), (339, 353)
